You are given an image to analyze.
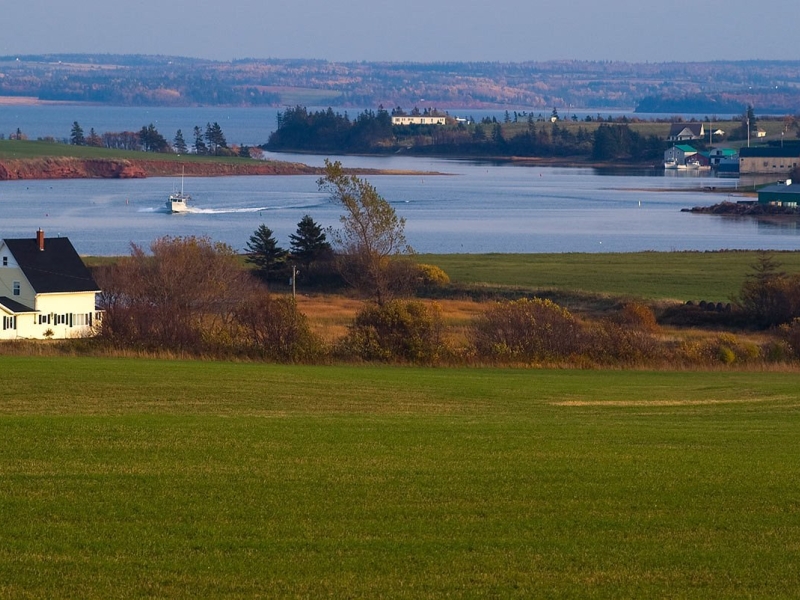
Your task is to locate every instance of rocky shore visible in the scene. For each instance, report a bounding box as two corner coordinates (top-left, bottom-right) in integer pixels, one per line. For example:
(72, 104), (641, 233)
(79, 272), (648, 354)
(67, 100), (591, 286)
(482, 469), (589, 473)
(682, 201), (800, 217)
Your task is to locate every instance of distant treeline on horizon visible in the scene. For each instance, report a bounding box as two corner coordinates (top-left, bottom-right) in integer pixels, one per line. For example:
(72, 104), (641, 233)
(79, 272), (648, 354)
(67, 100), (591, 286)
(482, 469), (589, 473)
(1, 55), (799, 113)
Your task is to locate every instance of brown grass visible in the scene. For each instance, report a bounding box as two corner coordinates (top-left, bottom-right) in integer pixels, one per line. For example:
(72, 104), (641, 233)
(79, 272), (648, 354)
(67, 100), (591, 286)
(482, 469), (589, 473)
(295, 294), (488, 345)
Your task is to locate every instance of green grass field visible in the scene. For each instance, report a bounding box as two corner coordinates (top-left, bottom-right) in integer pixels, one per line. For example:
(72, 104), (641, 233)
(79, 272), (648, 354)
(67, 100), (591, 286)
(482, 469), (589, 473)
(2, 357), (799, 598)
(420, 251), (800, 301)
(0, 139), (257, 163)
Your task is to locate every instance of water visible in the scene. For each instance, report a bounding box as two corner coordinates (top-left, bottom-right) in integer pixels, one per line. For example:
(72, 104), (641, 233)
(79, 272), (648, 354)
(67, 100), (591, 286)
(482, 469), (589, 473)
(1, 105), (282, 147)
(0, 152), (796, 256)
(1, 106), (797, 256)
(1, 104), (738, 147)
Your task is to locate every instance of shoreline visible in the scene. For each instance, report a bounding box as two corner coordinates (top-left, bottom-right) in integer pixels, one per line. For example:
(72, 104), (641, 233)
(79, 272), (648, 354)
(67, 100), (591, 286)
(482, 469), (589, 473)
(0, 156), (445, 181)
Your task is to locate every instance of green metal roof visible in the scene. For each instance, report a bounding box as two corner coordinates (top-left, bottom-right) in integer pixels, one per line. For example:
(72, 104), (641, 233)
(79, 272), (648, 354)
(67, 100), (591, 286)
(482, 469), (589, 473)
(757, 183), (800, 203)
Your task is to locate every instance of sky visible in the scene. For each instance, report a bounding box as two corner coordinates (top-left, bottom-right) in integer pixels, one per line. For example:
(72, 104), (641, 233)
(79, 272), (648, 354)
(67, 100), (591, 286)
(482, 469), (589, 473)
(1, 0), (798, 63)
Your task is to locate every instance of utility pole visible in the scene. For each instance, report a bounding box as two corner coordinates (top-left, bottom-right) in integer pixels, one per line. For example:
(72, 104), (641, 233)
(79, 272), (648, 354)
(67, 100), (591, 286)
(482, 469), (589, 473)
(747, 117), (750, 148)
(290, 265), (299, 299)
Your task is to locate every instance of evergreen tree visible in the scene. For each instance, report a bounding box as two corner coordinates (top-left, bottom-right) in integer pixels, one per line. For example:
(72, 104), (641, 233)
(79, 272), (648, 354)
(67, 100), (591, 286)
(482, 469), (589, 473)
(746, 104), (757, 131)
(245, 225), (288, 281)
(70, 121), (86, 146)
(289, 215), (332, 268)
(193, 126), (207, 155)
(174, 129), (188, 154)
(138, 123), (170, 153)
(205, 122), (227, 154)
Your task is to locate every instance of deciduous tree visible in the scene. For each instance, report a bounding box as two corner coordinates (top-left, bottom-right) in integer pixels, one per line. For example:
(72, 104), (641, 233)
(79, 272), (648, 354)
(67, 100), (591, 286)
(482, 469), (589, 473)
(96, 236), (249, 351)
(317, 159), (412, 303)
(86, 128), (103, 147)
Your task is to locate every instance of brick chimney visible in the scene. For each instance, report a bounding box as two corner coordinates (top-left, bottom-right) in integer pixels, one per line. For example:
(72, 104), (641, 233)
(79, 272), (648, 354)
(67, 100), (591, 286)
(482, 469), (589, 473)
(36, 228), (45, 251)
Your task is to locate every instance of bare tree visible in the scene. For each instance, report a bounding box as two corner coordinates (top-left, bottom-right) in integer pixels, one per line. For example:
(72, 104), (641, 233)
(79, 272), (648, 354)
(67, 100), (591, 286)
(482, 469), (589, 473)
(96, 236), (250, 350)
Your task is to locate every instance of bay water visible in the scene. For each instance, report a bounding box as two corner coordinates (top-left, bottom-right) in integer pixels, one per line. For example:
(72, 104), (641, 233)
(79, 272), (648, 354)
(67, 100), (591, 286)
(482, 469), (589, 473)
(0, 105), (796, 256)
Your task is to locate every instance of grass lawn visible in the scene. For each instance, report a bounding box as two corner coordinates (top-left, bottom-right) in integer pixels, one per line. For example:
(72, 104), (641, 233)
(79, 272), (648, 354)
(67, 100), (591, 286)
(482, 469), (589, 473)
(420, 251), (800, 301)
(1, 357), (799, 598)
(0, 139), (257, 163)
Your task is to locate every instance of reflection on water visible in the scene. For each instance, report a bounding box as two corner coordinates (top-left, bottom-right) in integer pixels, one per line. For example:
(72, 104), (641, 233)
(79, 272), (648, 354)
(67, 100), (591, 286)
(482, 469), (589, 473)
(0, 155), (797, 256)
(756, 218), (800, 232)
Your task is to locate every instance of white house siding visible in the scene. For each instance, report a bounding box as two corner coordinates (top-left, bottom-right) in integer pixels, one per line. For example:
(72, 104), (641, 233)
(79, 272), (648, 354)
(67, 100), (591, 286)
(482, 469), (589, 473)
(0, 265), (36, 307)
(0, 292), (98, 340)
(391, 116), (447, 126)
(0, 310), (36, 340)
(34, 292), (99, 339)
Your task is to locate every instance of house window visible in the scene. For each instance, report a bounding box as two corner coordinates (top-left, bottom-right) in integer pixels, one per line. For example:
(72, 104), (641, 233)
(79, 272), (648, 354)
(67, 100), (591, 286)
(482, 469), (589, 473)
(3, 316), (15, 330)
(2, 256), (6, 266)
(12, 281), (20, 296)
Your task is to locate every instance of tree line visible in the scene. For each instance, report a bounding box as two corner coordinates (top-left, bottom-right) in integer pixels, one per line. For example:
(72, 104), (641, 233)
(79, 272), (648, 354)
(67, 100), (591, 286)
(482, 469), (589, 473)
(5, 55), (800, 112)
(68, 120), (261, 158)
(267, 106), (395, 153)
(265, 106), (667, 161)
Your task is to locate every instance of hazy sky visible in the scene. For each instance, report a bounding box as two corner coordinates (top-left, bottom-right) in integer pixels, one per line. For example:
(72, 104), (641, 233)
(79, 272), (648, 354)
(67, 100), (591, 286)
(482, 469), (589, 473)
(1, 0), (797, 63)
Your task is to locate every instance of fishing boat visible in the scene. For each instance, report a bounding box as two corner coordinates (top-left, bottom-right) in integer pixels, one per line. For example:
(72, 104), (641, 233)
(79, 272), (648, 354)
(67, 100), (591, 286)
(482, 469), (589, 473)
(663, 158), (687, 170)
(166, 169), (191, 213)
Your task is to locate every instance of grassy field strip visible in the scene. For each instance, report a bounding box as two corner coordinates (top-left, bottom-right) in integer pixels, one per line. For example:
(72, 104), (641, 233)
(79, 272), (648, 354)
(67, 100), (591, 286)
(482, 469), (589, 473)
(2, 357), (800, 597)
(420, 252), (800, 301)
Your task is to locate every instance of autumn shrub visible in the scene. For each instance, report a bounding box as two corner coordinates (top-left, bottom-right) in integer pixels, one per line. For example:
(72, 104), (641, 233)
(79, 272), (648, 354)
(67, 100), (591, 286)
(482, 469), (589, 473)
(778, 318), (800, 359)
(617, 302), (660, 334)
(338, 300), (446, 364)
(415, 263), (451, 287)
(471, 298), (584, 363)
(234, 293), (324, 362)
(587, 319), (659, 365)
(678, 333), (763, 366)
(737, 253), (800, 328)
(97, 236), (257, 353)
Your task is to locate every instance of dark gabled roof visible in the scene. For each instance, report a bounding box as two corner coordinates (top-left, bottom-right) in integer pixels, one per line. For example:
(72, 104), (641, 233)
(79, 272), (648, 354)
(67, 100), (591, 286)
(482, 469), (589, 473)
(669, 123), (703, 136)
(3, 237), (100, 293)
(0, 296), (35, 313)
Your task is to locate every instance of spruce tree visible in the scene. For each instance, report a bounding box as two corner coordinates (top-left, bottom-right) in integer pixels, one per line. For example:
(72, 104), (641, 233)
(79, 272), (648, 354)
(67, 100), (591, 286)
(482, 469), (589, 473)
(174, 129), (188, 154)
(289, 215), (332, 268)
(70, 121), (86, 146)
(245, 225), (287, 281)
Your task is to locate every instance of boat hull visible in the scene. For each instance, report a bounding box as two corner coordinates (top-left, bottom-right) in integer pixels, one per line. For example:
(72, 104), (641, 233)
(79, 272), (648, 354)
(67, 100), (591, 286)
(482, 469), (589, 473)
(167, 193), (190, 213)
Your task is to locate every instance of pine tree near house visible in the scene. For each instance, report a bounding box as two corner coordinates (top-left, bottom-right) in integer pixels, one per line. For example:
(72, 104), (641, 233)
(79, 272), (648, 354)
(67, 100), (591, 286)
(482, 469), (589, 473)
(245, 225), (288, 281)
(289, 215), (332, 269)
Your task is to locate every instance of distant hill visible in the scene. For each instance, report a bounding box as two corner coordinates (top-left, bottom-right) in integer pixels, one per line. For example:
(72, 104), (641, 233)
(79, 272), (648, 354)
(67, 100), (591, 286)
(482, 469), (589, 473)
(2, 55), (800, 113)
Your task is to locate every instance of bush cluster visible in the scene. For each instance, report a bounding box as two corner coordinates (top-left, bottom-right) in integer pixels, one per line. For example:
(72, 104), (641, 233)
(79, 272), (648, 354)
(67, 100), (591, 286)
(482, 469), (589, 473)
(83, 241), (800, 369)
(338, 300), (445, 364)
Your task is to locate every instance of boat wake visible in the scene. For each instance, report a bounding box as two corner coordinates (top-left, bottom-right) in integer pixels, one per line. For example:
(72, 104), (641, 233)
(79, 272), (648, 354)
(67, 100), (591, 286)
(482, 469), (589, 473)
(140, 200), (326, 215)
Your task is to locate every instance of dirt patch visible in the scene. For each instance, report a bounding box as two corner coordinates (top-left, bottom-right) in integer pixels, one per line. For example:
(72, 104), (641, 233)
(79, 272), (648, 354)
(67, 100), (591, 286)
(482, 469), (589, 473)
(552, 397), (785, 407)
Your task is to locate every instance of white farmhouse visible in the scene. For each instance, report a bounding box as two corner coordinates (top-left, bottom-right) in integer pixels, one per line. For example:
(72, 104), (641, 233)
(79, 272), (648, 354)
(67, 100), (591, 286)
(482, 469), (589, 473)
(0, 230), (101, 339)
(391, 115), (447, 126)
(667, 123), (705, 142)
